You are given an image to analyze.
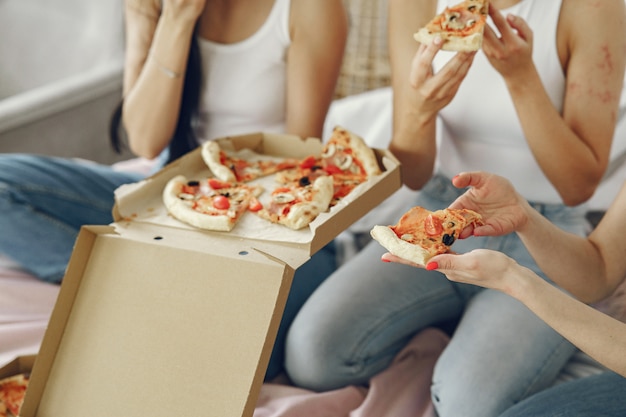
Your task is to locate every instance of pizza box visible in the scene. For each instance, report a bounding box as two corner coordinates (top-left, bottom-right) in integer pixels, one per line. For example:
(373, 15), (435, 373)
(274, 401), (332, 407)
(0, 354), (35, 379)
(19, 132), (401, 417)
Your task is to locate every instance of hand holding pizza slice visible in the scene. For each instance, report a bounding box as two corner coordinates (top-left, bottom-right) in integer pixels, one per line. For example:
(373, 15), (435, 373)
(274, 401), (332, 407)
(371, 206), (484, 266)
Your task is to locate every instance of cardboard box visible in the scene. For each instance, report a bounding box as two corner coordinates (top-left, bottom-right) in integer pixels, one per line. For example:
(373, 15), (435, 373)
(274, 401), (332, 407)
(20, 133), (401, 417)
(0, 354), (35, 379)
(0, 355), (35, 417)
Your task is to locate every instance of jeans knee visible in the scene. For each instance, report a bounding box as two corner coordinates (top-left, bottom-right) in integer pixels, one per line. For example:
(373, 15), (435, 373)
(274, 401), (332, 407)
(0, 181), (14, 206)
(284, 334), (342, 391)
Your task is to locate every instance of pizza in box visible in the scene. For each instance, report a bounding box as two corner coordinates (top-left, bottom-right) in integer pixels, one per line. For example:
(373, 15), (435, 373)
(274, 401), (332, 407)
(0, 373), (29, 417)
(162, 126), (382, 231)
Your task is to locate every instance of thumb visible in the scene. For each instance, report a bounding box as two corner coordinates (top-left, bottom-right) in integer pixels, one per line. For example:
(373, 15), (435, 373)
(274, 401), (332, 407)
(425, 253), (457, 271)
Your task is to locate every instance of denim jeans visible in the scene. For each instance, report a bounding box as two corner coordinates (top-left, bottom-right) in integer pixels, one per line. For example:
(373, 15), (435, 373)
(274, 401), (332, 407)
(0, 154), (144, 283)
(500, 372), (626, 416)
(0, 153), (335, 381)
(285, 174), (589, 417)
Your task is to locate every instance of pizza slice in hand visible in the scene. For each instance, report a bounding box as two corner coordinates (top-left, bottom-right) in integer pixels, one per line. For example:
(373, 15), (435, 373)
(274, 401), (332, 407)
(202, 141), (299, 183)
(370, 206), (484, 265)
(414, 0), (489, 52)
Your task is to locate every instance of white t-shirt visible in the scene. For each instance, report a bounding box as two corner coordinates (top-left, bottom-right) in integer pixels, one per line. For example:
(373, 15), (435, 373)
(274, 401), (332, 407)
(195, 0), (291, 143)
(433, 0), (565, 204)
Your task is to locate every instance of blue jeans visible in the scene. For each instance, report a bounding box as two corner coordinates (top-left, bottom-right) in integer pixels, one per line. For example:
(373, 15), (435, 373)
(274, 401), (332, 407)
(0, 153), (335, 380)
(0, 154), (144, 282)
(285, 174), (589, 417)
(500, 372), (626, 416)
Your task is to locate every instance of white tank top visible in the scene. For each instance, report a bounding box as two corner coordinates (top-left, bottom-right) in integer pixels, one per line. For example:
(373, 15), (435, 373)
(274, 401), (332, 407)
(195, 0), (290, 142)
(433, 0), (565, 204)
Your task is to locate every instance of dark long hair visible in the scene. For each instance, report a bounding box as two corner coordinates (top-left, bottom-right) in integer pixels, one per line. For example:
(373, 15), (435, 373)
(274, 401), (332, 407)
(109, 26), (203, 164)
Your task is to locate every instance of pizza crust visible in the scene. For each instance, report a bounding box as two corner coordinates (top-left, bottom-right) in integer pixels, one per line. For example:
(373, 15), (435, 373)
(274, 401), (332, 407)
(257, 175), (334, 230)
(370, 225), (432, 266)
(162, 175), (235, 232)
(201, 141), (237, 183)
(283, 175), (334, 230)
(413, 28), (483, 52)
(326, 126), (382, 177)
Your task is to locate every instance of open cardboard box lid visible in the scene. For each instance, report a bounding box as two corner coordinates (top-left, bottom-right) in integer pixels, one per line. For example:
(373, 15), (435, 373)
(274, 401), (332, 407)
(20, 133), (401, 417)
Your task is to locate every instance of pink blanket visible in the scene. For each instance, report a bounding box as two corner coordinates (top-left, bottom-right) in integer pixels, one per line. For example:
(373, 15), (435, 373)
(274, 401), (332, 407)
(255, 328), (449, 417)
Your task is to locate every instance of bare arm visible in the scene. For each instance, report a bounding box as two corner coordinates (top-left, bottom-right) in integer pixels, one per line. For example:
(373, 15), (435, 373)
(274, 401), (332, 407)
(286, 0), (347, 139)
(516, 183), (626, 302)
(121, 0), (205, 159)
(448, 171), (626, 303)
(392, 249), (626, 378)
(514, 266), (626, 378)
(387, 0), (477, 190)
(382, 170), (626, 375)
(483, 0), (626, 205)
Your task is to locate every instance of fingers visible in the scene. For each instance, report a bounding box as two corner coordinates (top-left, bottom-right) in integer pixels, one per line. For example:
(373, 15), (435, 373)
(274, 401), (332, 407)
(488, 2), (514, 43)
(409, 37), (444, 87)
(505, 13), (533, 43)
(451, 171), (488, 190)
(380, 253), (424, 268)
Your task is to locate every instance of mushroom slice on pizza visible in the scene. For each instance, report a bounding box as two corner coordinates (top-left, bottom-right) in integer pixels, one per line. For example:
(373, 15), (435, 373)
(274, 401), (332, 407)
(414, 0), (489, 52)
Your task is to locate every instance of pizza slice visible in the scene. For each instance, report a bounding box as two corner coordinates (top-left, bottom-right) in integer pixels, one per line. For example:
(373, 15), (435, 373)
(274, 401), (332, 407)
(254, 175), (334, 230)
(275, 127), (381, 206)
(414, 0), (489, 52)
(202, 141), (299, 183)
(370, 206), (484, 265)
(162, 175), (264, 231)
(0, 373), (29, 417)
(321, 126), (382, 180)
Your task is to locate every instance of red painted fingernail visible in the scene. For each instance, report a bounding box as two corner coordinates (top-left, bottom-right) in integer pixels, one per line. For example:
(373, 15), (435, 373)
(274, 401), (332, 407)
(382, 258), (391, 263)
(426, 262), (438, 270)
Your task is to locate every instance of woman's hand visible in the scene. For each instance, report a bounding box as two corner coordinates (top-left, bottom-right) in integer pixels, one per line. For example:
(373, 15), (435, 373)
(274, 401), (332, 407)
(407, 39), (477, 120)
(382, 249), (520, 295)
(482, 3), (534, 83)
(448, 171), (531, 238)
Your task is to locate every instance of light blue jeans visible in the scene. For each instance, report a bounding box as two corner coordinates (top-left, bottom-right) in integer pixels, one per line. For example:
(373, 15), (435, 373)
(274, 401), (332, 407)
(0, 153), (335, 380)
(499, 372), (626, 416)
(285, 174), (589, 417)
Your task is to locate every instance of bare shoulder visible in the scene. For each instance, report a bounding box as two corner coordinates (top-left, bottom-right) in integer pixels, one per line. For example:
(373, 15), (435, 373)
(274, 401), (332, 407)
(559, 0), (626, 46)
(556, 0), (625, 77)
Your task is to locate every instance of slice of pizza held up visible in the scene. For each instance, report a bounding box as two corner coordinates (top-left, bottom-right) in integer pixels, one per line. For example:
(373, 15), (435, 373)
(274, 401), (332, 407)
(414, 0), (489, 52)
(370, 206), (484, 265)
(162, 175), (264, 232)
